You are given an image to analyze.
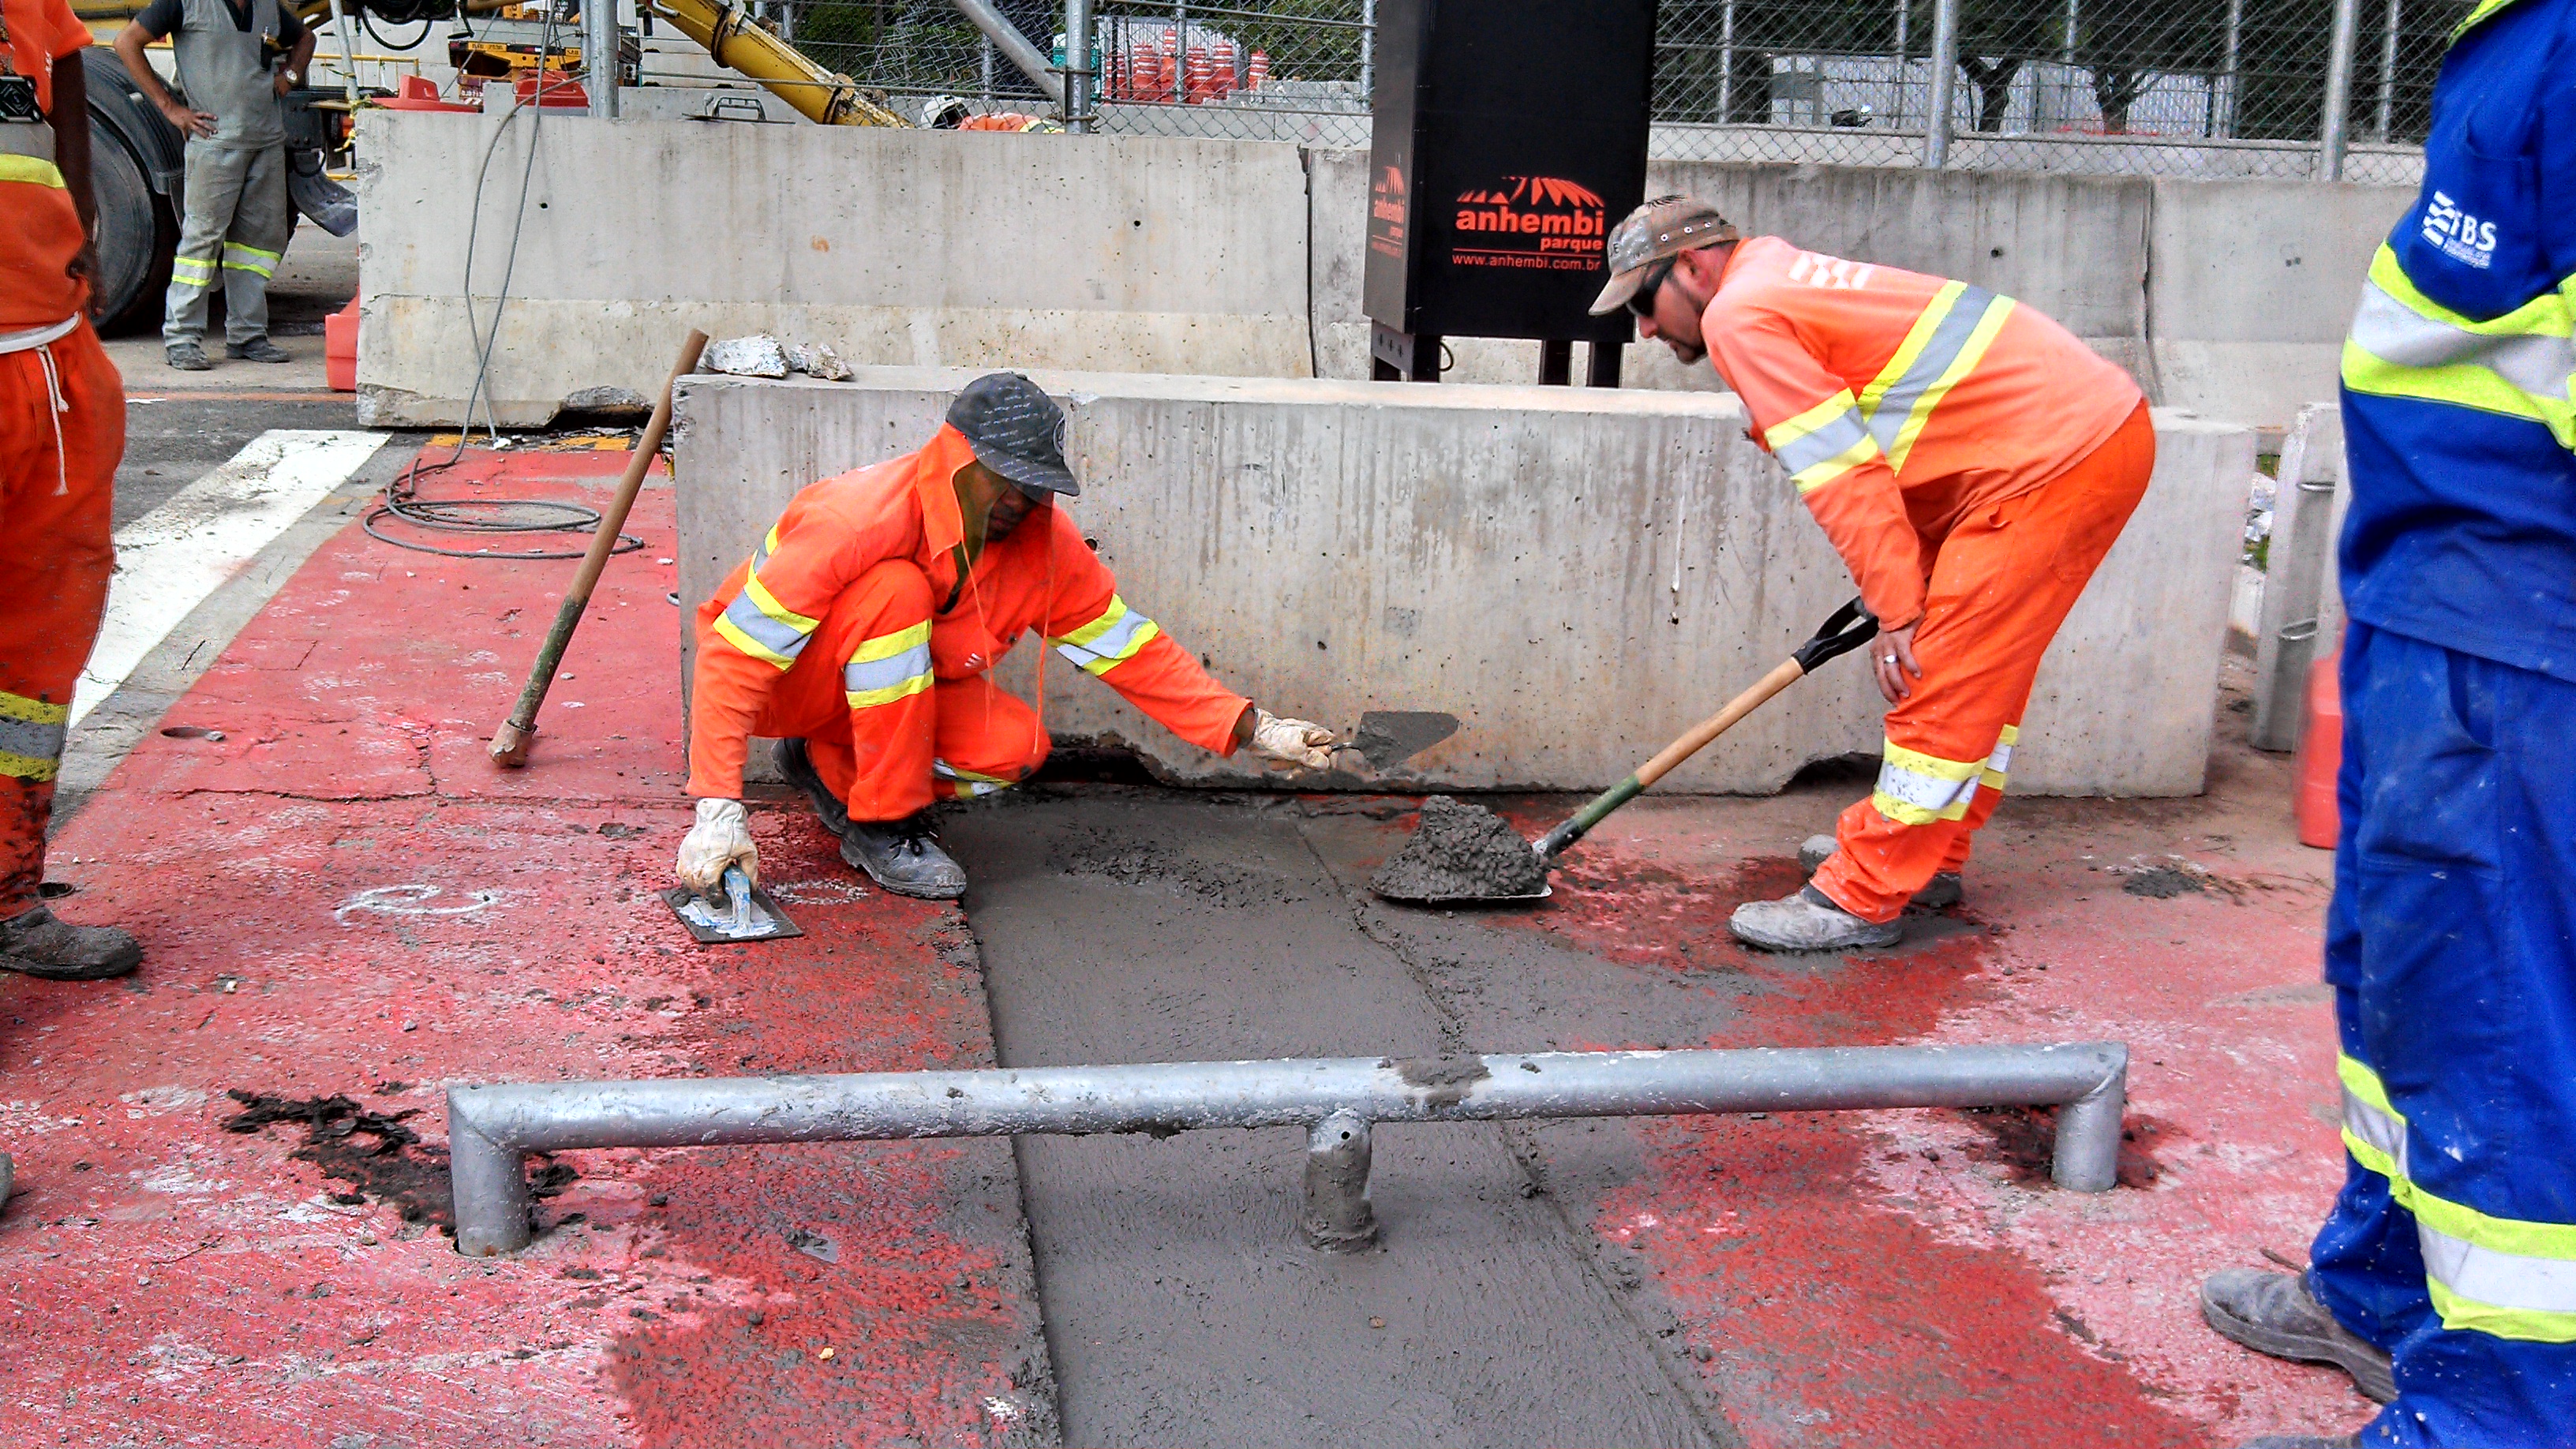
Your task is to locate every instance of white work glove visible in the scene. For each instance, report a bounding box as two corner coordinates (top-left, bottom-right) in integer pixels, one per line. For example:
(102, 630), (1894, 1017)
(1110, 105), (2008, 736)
(1245, 708), (1338, 770)
(676, 798), (758, 894)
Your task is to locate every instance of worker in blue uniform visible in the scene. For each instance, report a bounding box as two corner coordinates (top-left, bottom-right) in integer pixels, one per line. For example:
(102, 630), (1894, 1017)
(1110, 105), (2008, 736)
(2196, 2), (2576, 1445)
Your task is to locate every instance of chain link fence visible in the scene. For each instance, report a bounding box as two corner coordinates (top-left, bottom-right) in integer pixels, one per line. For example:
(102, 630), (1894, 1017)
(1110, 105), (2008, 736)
(737, 0), (2460, 178)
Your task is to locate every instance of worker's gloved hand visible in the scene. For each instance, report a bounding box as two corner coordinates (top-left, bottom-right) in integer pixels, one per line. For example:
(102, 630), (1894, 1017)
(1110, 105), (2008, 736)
(676, 798), (758, 894)
(1245, 709), (1338, 770)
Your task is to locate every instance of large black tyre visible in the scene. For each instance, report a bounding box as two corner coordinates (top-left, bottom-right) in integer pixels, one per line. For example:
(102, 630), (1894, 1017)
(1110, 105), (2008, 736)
(86, 132), (177, 335)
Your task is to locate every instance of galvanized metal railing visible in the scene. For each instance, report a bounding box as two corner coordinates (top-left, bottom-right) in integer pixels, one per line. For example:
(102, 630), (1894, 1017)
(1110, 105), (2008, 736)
(447, 1042), (2128, 1256)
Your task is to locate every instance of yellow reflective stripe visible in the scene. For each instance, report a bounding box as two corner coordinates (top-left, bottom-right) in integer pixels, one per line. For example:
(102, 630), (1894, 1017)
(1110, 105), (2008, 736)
(0, 155), (66, 188)
(1764, 393), (1885, 496)
(2451, 0), (2518, 40)
(712, 613), (796, 669)
(0, 692), (70, 727)
(842, 621), (934, 709)
(0, 748), (59, 782)
(2340, 245), (2575, 449)
(753, 525), (781, 571)
(933, 758), (1018, 797)
(1856, 281), (2017, 472)
(221, 243), (280, 278)
(1869, 741), (1984, 826)
(1979, 722), (2020, 790)
(2331, 1053), (2576, 1339)
(741, 575), (818, 636)
(170, 256), (217, 283)
(1050, 596), (1162, 676)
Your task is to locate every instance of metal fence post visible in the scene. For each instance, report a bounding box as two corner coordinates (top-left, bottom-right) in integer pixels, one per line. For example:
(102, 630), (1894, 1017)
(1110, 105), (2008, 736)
(1360, 0), (1376, 99)
(1893, 0), (1909, 127)
(2218, 0), (2243, 138)
(1064, 0), (1095, 133)
(2372, 0), (2401, 141)
(1717, 0), (1735, 124)
(2319, 0), (2360, 179)
(1925, 0), (1960, 167)
(586, 0), (619, 119)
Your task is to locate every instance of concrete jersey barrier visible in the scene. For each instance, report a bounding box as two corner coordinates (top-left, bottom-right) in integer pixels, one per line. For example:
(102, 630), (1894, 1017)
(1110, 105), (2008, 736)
(672, 368), (2251, 797)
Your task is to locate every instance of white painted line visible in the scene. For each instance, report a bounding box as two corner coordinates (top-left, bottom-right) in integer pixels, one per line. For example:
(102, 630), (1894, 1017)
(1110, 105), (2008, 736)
(70, 429), (388, 728)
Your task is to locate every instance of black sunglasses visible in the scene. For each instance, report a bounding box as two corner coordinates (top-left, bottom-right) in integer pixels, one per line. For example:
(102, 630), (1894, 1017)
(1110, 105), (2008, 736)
(1627, 257), (1676, 320)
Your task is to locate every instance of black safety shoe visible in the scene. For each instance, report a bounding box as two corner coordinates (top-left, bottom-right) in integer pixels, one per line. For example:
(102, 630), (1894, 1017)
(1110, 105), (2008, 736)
(165, 342), (212, 372)
(0, 905), (143, 981)
(226, 337), (292, 364)
(776, 737), (848, 837)
(842, 811), (968, 900)
(2202, 1268), (2396, 1404)
(1797, 833), (1963, 911)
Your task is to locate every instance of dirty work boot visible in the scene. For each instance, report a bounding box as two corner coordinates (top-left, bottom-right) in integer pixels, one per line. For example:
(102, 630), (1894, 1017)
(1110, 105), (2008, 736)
(226, 337), (291, 364)
(2201, 1268), (2397, 1404)
(1796, 833), (1964, 911)
(0, 905), (143, 981)
(775, 737), (848, 837)
(842, 811), (968, 900)
(1728, 886), (1902, 952)
(165, 342), (212, 372)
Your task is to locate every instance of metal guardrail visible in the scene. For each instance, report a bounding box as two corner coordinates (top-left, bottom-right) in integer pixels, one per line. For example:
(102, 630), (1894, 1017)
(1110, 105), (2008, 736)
(447, 1041), (2129, 1256)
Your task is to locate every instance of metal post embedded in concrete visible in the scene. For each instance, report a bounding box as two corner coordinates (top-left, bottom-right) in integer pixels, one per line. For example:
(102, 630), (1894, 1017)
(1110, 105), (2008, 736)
(447, 1043), (2128, 1256)
(586, 0), (620, 118)
(1924, 0), (1960, 168)
(2319, 0), (2359, 180)
(1063, 0), (1095, 132)
(1302, 1110), (1378, 1252)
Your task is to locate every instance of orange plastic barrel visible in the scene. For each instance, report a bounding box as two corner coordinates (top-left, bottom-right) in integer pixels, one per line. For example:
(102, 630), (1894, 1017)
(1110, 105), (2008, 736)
(325, 294), (358, 392)
(2293, 650), (2342, 849)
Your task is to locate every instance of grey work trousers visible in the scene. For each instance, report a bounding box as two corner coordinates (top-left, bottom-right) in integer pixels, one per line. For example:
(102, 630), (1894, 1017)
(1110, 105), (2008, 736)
(163, 140), (291, 348)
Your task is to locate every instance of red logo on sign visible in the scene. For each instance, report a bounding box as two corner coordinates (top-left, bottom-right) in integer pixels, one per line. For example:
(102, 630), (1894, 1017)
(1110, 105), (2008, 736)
(1449, 176), (1607, 271)
(1368, 163), (1410, 260)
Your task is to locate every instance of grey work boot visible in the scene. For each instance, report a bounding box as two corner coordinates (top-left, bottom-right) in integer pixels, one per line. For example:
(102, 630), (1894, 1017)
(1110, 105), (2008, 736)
(165, 342), (212, 372)
(1797, 833), (1964, 911)
(226, 337), (292, 364)
(1728, 886), (1902, 952)
(842, 811), (968, 900)
(2201, 1268), (2397, 1404)
(775, 737), (848, 837)
(0, 905), (143, 981)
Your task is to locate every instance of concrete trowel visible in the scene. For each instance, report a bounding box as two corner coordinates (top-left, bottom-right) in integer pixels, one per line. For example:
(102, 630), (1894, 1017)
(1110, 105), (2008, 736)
(660, 865), (804, 944)
(1371, 598), (1881, 906)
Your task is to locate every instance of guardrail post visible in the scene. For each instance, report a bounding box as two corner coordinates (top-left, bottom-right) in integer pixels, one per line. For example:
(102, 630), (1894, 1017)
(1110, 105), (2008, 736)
(2319, 0), (2360, 179)
(1301, 1110), (1379, 1251)
(449, 1091), (532, 1256)
(1924, 0), (1960, 168)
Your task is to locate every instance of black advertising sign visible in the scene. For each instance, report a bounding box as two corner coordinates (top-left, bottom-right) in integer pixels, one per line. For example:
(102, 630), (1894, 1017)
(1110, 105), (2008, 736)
(1364, 0), (1657, 346)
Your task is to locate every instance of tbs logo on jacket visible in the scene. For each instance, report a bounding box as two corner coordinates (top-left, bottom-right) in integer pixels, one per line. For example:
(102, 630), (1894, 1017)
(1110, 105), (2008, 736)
(2420, 191), (2497, 270)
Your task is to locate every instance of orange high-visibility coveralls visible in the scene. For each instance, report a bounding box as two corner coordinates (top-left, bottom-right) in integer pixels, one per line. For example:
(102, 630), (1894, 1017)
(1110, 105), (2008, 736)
(2, 0), (124, 915)
(688, 424), (1250, 818)
(1702, 238), (2153, 923)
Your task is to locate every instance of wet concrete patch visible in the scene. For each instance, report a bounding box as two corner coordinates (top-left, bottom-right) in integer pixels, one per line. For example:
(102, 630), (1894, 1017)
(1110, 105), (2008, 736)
(1369, 796), (1550, 902)
(945, 793), (1727, 1447)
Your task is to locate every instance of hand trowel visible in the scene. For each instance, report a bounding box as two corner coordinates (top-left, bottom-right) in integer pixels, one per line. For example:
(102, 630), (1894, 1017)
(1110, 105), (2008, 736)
(659, 865), (804, 945)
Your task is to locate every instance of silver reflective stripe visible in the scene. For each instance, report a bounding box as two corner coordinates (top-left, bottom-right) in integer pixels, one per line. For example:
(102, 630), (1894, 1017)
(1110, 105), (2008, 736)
(1771, 405), (1874, 479)
(843, 642), (931, 696)
(0, 714), (67, 764)
(2342, 1083), (2408, 1176)
(1056, 608), (1155, 671)
(1865, 286), (2003, 453)
(1875, 760), (1979, 818)
(721, 592), (812, 661)
(933, 759), (1014, 797)
(2349, 282), (2576, 405)
(2419, 1222), (2576, 1314)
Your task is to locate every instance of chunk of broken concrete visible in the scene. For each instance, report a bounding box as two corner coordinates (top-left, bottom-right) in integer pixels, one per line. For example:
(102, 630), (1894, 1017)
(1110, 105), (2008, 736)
(784, 341), (853, 381)
(702, 335), (791, 379)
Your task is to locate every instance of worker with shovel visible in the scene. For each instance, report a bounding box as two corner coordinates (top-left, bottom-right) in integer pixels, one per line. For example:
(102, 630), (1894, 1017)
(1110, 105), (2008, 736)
(1596, 196), (2155, 952)
(676, 372), (1339, 902)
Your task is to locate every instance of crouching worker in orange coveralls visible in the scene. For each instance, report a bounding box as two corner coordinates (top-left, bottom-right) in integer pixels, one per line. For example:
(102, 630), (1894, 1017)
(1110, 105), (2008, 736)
(1594, 196), (2155, 953)
(676, 373), (1340, 901)
(2, 0), (144, 983)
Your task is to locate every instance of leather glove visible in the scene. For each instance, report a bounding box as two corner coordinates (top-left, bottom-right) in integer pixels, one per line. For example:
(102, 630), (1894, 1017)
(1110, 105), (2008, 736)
(676, 798), (758, 893)
(1245, 708), (1337, 770)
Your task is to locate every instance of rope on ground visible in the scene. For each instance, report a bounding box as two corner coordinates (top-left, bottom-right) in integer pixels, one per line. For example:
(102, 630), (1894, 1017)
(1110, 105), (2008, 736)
(362, 449), (648, 561)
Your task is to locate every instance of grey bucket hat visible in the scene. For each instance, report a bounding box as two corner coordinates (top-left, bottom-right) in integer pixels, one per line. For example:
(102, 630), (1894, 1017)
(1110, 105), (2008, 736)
(1588, 195), (1742, 316)
(948, 373), (1080, 497)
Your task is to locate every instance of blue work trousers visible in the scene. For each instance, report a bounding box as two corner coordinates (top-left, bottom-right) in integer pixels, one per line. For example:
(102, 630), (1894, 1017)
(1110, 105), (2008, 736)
(2308, 623), (2576, 1446)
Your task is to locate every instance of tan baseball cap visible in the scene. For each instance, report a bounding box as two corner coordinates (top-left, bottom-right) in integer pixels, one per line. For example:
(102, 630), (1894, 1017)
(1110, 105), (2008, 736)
(1587, 195), (1741, 315)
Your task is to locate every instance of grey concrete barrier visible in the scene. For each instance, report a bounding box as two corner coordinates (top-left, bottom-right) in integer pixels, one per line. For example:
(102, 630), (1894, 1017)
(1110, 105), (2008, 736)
(674, 369), (2252, 797)
(447, 1042), (2130, 1256)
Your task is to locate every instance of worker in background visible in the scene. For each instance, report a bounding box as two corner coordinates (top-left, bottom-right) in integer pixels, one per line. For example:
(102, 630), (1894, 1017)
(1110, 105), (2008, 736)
(676, 373), (1339, 901)
(1596, 195), (2154, 953)
(113, 0), (311, 372)
(919, 94), (1061, 133)
(3, 0), (152, 1212)
(2194, 2), (2576, 1445)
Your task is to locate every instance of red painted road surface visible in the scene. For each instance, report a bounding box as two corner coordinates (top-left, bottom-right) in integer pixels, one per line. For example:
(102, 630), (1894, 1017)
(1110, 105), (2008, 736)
(2, 447), (2368, 1444)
